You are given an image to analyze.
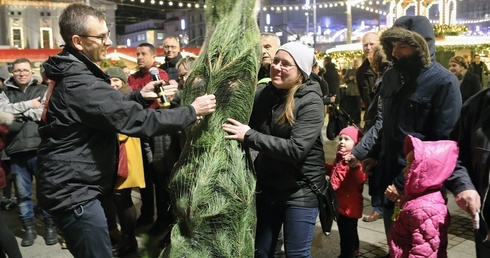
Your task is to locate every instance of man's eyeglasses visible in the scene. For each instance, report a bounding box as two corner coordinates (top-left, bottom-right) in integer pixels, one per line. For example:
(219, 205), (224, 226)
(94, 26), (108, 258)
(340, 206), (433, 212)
(13, 69), (31, 75)
(163, 45), (178, 50)
(79, 31), (111, 44)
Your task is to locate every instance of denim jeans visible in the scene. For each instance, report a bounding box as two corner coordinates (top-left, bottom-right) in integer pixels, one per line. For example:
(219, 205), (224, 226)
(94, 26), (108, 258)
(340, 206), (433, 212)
(371, 195), (383, 214)
(255, 198), (318, 258)
(53, 199), (112, 258)
(10, 151), (51, 220)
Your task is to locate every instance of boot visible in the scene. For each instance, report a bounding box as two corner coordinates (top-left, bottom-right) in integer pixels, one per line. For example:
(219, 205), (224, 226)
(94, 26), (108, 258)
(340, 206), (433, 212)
(109, 228), (122, 248)
(44, 218), (58, 245)
(21, 218), (37, 247)
(112, 234), (138, 257)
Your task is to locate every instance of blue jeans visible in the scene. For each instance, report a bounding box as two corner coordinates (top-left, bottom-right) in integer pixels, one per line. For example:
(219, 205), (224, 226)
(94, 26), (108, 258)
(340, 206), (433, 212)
(371, 195), (383, 214)
(255, 198), (317, 258)
(53, 199), (112, 258)
(10, 151), (51, 220)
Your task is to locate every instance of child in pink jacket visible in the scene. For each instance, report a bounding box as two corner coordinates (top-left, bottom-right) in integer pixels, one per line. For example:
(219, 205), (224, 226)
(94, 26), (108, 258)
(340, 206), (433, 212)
(326, 126), (367, 258)
(388, 135), (459, 258)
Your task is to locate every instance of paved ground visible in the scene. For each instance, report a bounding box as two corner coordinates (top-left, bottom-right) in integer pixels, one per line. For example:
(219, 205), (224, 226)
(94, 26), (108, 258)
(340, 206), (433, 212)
(0, 129), (477, 258)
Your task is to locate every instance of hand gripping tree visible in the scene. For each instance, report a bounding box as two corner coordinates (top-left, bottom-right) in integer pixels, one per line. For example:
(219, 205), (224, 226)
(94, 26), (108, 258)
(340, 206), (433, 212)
(162, 0), (261, 257)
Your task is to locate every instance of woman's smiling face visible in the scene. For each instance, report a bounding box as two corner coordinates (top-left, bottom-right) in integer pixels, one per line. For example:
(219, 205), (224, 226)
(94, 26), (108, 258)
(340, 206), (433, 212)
(270, 50), (302, 90)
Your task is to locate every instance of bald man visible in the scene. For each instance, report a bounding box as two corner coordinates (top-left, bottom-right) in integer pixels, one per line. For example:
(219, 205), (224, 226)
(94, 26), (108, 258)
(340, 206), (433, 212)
(356, 32), (379, 110)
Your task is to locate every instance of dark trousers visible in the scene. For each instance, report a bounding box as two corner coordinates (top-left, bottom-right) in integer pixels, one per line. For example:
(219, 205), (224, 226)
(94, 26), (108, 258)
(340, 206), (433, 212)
(139, 152), (156, 220)
(337, 214), (360, 258)
(255, 198), (317, 258)
(475, 220), (490, 258)
(53, 199), (112, 258)
(0, 213), (22, 258)
(115, 188), (136, 235)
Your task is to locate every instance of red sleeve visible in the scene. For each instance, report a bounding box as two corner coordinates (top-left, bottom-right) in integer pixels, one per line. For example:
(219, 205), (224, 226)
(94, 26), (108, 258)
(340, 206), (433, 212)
(330, 161), (349, 190)
(353, 165), (368, 184)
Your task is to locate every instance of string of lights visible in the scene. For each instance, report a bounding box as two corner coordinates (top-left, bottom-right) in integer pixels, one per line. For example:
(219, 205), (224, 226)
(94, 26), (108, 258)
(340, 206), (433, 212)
(122, 0), (205, 9)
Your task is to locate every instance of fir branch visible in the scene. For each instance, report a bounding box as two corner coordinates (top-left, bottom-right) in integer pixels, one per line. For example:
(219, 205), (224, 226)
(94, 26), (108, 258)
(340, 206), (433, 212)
(162, 0), (261, 257)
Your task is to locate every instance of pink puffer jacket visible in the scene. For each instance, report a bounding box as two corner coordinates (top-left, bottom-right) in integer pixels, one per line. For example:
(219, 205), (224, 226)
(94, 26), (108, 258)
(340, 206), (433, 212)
(389, 135), (459, 258)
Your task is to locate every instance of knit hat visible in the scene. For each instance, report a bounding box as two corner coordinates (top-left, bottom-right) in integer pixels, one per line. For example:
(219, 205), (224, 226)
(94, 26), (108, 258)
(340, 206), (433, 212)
(277, 42), (314, 81)
(105, 67), (127, 84)
(339, 126), (364, 144)
(0, 65), (10, 81)
(449, 56), (468, 70)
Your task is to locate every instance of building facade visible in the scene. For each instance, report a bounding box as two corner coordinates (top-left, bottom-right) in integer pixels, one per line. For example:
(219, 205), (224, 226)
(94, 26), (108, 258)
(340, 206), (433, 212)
(117, 9), (206, 48)
(0, 0), (117, 49)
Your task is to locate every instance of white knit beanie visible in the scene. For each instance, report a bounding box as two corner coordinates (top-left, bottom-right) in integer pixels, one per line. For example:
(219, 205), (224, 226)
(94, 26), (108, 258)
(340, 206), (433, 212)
(277, 42), (314, 81)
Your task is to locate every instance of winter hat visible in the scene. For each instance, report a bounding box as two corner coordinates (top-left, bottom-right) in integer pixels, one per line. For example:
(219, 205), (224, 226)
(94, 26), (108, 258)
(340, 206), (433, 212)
(105, 67), (127, 84)
(449, 56), (468, 70)
(0, 65), (10, 81)
(277, 42), (314, 81)
(339, 126), (364, 144)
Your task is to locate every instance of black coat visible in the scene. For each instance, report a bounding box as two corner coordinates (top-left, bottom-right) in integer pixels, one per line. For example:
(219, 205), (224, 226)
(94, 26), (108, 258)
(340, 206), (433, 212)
(244, 81), (326, 207)
(38, 46), (197, 214)
(447, 88), (490, 247)
(460, 70), (482, 103)
(356, 58), (377, 108)
(323, 62), (340, 99)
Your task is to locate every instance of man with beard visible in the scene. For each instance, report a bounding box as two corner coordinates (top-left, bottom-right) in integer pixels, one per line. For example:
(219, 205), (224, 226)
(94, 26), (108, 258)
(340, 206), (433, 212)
(373, 16), (462, 254)
(159, 36), (183, 82)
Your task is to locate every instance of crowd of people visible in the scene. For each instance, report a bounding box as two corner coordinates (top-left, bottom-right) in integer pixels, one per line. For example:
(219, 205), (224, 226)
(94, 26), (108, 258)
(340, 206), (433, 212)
(0, 2), (489, 258)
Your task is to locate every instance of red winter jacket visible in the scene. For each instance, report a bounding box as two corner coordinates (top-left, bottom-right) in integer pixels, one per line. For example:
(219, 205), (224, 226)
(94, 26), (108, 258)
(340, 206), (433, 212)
(127, 64), (169, 109)
(326, 151), (367, 218)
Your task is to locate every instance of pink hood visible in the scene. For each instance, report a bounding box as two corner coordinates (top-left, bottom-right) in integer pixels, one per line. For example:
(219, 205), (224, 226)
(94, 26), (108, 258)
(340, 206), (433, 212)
(403, 135), (459, 198)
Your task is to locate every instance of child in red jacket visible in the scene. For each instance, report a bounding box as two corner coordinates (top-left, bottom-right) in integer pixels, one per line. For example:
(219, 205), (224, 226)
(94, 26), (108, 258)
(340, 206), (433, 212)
(326, 126), (367, 258)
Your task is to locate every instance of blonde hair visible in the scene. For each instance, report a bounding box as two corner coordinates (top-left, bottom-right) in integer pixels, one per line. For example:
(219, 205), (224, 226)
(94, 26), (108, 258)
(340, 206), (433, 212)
(277, 75), (304, 126)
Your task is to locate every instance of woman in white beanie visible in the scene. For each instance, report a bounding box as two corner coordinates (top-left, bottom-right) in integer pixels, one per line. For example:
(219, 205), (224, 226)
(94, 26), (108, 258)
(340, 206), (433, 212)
(223, 41), (326, 257)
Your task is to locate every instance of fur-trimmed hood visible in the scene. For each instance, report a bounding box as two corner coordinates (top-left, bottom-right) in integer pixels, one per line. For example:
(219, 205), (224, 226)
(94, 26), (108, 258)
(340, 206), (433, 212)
(0, 111), (14, 126)
(380, 16), (433, 68)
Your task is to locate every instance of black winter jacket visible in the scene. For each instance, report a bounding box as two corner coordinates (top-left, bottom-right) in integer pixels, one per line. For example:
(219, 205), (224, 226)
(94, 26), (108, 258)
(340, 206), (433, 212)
(37, 46), (197, 214)
(376, 16), (462, 191)
(159, 53), (182, 81)
(356, 58), (376, 109)
(446, 88), (490, 243)
(244, 81), (326, 207)
(460, 71), (482, 103)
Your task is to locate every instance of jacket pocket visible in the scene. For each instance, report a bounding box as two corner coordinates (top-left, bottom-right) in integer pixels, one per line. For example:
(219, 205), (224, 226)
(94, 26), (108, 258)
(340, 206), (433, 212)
(400, 95), (432, 133)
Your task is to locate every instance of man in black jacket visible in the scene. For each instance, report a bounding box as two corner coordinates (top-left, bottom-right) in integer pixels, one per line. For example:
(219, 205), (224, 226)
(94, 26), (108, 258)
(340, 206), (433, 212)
(37, 4), (216, 257)
(159, 36), (182, 81)
(2, 58), (57, 247)
(446, 87), (489, 258)
(257, 33), (281, 82)
(355, 32), (383, 223)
